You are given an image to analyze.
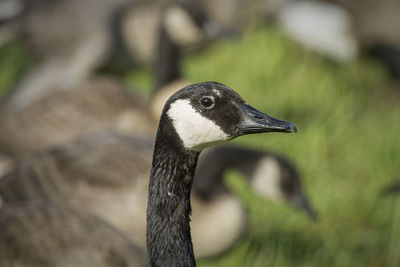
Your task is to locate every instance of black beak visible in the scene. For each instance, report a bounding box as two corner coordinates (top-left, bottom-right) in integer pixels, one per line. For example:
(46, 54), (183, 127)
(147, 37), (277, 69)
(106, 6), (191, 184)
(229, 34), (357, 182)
(381, 181), (400, 196)
(291, 192), (318, 221)
(236, 104), (297, 135)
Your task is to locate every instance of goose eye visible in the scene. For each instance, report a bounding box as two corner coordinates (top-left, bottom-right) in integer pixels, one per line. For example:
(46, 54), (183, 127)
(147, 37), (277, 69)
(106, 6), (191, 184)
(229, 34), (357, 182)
(200, 96), (214, 109)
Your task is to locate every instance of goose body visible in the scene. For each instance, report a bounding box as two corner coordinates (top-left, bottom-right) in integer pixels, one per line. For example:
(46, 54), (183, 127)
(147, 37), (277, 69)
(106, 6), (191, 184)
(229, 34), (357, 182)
(0, 131), (154, 248)
(0, 202), (147, 267)
(0, 78), (156, 157)
(0, 75), (190, 159)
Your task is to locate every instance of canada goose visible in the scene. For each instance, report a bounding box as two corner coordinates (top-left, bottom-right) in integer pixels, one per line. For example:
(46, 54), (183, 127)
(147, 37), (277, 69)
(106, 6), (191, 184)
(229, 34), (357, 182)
(1, 81), (297, 266)
(0, 202), (148, 267)
(0, 76), (196, 158)
(1, 0), (133, 110)
(2, 0), (224, 111)
(195, 146), (317, 220)
(320, 0), (400, 80)
(0, 78), (157, 157)
(278, 0), (400, 75)
(0, 130), (313, 258)
(0, 73), (192, 158)
(189, 145), (317, 257)
(144, 81), (296, 266)
(111, 0), (224, 73)
(277, 0), (358, 62)
(322, 0), (400, 50)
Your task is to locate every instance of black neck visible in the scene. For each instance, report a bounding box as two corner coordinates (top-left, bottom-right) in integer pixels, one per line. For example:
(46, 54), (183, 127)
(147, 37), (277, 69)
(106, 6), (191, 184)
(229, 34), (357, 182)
(153, 24), (182, 91)
(146, 117), (199, 267)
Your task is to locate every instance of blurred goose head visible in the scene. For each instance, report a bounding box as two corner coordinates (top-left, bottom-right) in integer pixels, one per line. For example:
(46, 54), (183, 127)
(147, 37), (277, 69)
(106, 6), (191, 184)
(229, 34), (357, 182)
(195, 146), (317, 220)
(120, 0), (226, 66)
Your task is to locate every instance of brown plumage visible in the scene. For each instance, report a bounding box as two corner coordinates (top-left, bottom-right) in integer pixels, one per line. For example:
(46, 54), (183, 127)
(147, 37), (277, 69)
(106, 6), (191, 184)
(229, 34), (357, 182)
(0, 202), (148, 267)
(0, 131), (246, 258)
(0, 78), (156, 157)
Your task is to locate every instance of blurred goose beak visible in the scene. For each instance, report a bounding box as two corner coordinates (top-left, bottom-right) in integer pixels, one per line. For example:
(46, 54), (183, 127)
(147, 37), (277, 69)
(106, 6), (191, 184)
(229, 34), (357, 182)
(236, 103), (297, 134)
(291, 192), (318, 221)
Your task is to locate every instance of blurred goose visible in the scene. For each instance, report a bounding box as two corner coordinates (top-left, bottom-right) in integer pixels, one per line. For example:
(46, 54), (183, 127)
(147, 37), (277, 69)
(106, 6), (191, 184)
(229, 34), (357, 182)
(1, 0), (132, 110)
(195, 145), (317, 219)
(0, 0), (222, 155)
(2, 0), (224, 111)
(277, 0), (358, 62)
(322, 0), (400, 80)
(110, 0), (224, 73)
(0, 71), (194, 159)
(278, 0), (400, 77)
(0, 202), (148, 267)
(0, 130), (314, 258)
(0, 4), (193, 157)
(323, 0), (400, 50)
(0, 78), (157, 157)
(0, 0), (24, 47)
(0, 81), (298, 266)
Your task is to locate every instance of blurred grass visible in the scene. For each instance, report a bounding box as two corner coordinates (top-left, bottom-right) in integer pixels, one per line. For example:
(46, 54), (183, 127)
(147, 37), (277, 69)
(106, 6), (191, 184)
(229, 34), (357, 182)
(0, 39), (35, 97)
(181, 27), (400, 267)
(1, 26), (400, 267)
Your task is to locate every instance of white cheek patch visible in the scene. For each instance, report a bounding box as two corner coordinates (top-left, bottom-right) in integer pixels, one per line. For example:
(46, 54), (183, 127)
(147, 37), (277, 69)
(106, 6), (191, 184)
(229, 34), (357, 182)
(167, 99), (229, 150)
(251, 157), (283, 201)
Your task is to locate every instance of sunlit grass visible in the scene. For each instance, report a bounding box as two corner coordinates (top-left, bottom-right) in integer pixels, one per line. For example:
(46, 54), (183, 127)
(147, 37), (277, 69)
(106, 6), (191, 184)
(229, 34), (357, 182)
(1, 26), (400, 267)
(124, 67), (153, 95)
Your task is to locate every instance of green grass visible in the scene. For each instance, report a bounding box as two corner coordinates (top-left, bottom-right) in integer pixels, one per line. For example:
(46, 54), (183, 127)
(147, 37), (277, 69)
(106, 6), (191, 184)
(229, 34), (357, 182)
(0, 39), (35, 97)
(2, 26), (400, 267)
(182, 27), (400, 267)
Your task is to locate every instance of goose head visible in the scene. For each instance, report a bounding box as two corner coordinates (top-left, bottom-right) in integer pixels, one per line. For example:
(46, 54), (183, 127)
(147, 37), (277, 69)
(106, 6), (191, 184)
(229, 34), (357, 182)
(163, 0), (227, 47)
(249, 153), (317, 220)
(195, 146), (317, 220)
(160, 81), (297, 152)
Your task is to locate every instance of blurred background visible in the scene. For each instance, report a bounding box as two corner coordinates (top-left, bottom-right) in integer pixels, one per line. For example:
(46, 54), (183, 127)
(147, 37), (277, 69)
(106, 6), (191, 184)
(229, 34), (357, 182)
(0, 0), (399, 266)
